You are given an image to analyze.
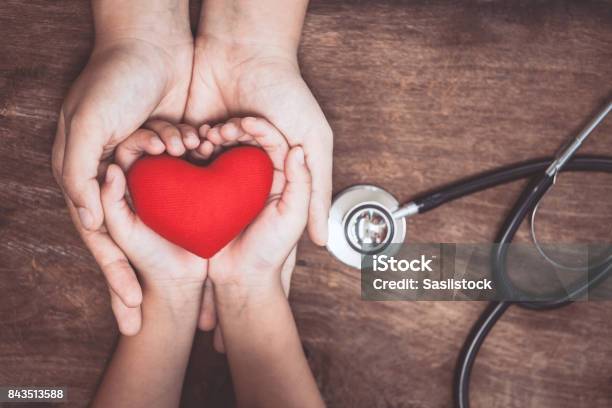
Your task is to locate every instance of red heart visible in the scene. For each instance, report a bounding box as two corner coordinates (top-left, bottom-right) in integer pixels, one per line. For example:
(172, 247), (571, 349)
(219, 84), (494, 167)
(127, 146), (273, 258)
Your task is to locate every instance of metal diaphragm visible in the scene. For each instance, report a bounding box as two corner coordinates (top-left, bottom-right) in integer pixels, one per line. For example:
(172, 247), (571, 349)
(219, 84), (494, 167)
(327, 184), (406, 269)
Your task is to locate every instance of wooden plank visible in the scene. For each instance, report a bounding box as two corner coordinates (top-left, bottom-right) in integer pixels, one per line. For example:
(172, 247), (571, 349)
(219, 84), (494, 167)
(1, 0), (611, 407)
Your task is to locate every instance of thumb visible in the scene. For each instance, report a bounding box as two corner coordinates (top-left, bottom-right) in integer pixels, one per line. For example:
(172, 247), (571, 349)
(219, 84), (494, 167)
(61, 115), (106, 230)
(100, 164), (134, 229)
(101, 163), (178, 270)
(277, 146), (311, 229)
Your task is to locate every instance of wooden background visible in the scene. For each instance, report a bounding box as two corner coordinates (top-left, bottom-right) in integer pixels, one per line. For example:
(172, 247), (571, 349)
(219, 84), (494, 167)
(1, 0), (612, 407)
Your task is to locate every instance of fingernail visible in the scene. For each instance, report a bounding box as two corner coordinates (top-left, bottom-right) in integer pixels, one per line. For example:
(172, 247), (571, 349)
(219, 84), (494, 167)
(295, 147), (305, 165)
(187, 131), (199, 146)
(151, 138), (164, 150)
(78, 207), (94, 230)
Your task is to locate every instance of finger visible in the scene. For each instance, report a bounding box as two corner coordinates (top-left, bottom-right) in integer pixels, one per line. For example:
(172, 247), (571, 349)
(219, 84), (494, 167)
(201, 122), (237, 155)
(100, 164), (140, 237)
(277, 147), (311, 227)
(240, 117), (289, 172)
(74, 204), (143, 308)
(269, 168), (287, 199)
(115, 129), (165, 172)
(109, 288), (142, 336)
(144, 119), (185, 156)
(213, 326), (226, 354)
(196, 140), (215, 159)
(219, 118), (245, 145)
(205, 124), (224, 146)
(100, 163), (169, 265)
(198, 279), (217, 331)
(241, 117), (289, 196)
(189, 149), (210, 161)
(67, 179), (143, 309)
(70, 202), (143, 325)
(196, 140), (215, 160)
(61, 114), (106, 231)
(177, 124), (200, 150)
(281, 247), (297, 297)
(194, 125), (214, 159)
(51, 112), (67, 185)
(198, 124), (211, 140)
(303, 128), (333, 246)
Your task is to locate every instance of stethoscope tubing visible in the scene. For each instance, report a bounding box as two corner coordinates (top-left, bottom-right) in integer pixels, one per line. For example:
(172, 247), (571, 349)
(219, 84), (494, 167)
(454, 301), (511, 408)
(493, 170), (612, 308)
(452, 157), (612, 408)
(411, 156), (612, 214)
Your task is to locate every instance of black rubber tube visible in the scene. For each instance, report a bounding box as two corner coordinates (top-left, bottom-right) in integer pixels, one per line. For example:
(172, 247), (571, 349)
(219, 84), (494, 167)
(492, 172), (612, 309)
(453, 301), (510, 408)
(451, 156), (612, 408)
(414, 156), (612, 213)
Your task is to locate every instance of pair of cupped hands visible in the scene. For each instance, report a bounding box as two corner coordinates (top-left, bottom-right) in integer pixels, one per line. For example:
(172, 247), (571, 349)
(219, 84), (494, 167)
(51, 15), (333, 351)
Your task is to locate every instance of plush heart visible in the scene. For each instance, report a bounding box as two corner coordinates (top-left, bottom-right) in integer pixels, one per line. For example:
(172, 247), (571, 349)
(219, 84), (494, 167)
(127, 146), (273, 258)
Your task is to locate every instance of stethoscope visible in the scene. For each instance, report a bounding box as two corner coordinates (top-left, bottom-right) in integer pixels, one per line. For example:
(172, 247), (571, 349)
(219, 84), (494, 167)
(326, 101), (612, 408)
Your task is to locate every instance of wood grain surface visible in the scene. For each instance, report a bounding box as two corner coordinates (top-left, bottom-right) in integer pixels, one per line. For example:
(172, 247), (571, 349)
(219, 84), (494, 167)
(1, 1), (612, 407)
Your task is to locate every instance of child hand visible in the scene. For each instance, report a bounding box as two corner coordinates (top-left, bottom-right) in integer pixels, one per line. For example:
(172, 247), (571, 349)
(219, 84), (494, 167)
(101, 121), (208, 306)
(195, 119), (322, 406)
(113, 119), (205, 172)
(201, 117), (311, 330)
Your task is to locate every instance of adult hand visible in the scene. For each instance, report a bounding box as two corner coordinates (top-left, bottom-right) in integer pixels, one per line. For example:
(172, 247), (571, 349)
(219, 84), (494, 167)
(52, 0), (193, 335)
(186, 27), (333, 246)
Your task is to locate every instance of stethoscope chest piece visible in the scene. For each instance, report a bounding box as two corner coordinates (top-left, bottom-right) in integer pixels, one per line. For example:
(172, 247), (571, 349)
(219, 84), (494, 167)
(327, 184), (406, 269)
